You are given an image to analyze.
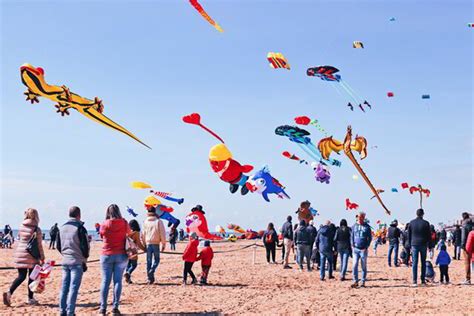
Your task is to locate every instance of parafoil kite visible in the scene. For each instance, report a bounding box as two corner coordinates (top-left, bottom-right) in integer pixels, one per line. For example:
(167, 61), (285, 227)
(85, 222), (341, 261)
(387, 92), (394, 97)
(402, 183), (431, 208)
(189, 0), (223, 32)
(294, 115), (328, 136)
(468, 23), (473, 27)
(346, 198), (359, 210)
(126, 206), (138, 217)
(307, 66), (372, 112)
(185, 207), (222, 240)
(183, 113), (253, 195)
(144, 195), (180, 228)
(215, 225), (226, 234)
(131, 181), (185, 205)
(246, 166), (290, 202)
(227, 223), (245, 234)
(275, 125), (341, 167)
(227, 234), (237, 242)
(319, 126), (391, 215)
(422, 94), (430, 99)
(353, 41), (364, 49)
(267, 52), (290, 70)
(20, 63), (150, 149)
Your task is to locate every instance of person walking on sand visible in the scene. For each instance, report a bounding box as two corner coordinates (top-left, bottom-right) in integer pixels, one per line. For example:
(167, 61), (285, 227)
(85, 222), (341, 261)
(334, 219), (352, 281)
(99, 204), (130, 315)
(460, 212), (473, 285)
(295, 220), (312, 271)
(124, 220), (146, 284)
(435, 244), (451, 284)
(262, 223), (278, 264)
(453, 225), (462, 260)
(351, 212), (372, 288)
(49, 223), (59, 249)
(387, 220), (401, 267)
(428, 224), (438, 260)
(281, 216), (294, 269)
(3, 208), (45, 307)
(56, 206), (90, 316)
(142, 206), (166, 284)
(401, 223), (411, 266)
(182, 232), (199, 285)
(169, 226), (178, 251)
(198, 240), (214, 285)
(465, 229), (474, 284)
(408, 208), (431, 287)
(316, 220), (336, 280)
(307, 220), (317, 260)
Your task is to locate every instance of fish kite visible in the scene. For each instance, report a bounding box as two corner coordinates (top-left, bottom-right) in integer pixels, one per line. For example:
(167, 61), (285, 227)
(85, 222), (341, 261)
(294, 115), (328, 136)
(186, 208), (222, 240)
(20, 63), (150, 149)
(267, 52), (290, 70)
(227, 223), (245, 234)
(353, 41), (364, 49)
(319, 126), (391, 215)
(282, 151), (308, 165)
(246, 166), (290, 202)
(345, 198), (359, 210)
(402, 183), (431, 208)
(183, 113), (253, 195)
(126, 206), (138, 217)
(130, 181), (184, 205)
(189, 0), (223, 32)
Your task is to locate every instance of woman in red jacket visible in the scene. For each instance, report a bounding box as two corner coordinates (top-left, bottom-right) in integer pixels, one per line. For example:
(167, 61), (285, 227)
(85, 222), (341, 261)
(182, 232), (199, 285)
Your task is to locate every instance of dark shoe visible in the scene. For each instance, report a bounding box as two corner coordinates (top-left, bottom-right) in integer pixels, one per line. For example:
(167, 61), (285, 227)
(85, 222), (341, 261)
(283, 265), (292, 269)
(99, 309), (106, 315)
(147, 279), (155, 285)
(351, 282), (359, 288)
(240, 184), (249, 195)
(329, 275), (335, 279)
(3, 292), (11, 307)
(191, 279), (198, 285)
(360, 282), (366, 287)
(112, 308), (121, 315)
(124, 273), (131, 284)
(229, 184), (239, 193)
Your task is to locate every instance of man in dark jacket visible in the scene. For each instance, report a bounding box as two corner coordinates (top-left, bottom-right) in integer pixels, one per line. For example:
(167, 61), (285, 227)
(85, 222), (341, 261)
(351, 212), (372, 288)
(281, 216), (293, 269)
(453, 225), (462, 260)
(306, 221), (317, 259)
(49, 223), (59, 249)
(408, 208), (431, 286)
(460, 212), (473, 284)
(316, 221), (336, 280)
(295, 220), (312, 271)
(387, 220), (401, 267)
(400, 224), (411, 266)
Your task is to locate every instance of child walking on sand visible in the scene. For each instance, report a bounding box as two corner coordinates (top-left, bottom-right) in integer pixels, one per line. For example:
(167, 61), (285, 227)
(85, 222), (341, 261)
(198, 240), (214, 285)
(435, 244), (451, 284)
(124, 220), (146, 284)
(182, 232), (199, 285)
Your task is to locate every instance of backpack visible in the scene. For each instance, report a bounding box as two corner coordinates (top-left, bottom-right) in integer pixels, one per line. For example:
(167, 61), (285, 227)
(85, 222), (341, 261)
(265, 232), (274, 244)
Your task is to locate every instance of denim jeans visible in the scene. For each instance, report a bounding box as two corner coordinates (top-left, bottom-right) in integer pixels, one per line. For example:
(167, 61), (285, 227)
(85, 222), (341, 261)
(100, 254), (128, 310)
(388, 243), (399, 266)
(320, 251), (333, 280)
(126, 259), (138, 275)
(352, 248), (368, 283)
(411, 245), (427, 284)
(146, 244), (161, 280)
(296, 244), (311, 270)
(339, 250), (350, 279)
(59, 264), (84, 315)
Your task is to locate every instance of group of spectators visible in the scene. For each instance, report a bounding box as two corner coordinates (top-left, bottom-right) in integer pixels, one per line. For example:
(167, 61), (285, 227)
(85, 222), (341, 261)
(0, 225), (14, 248)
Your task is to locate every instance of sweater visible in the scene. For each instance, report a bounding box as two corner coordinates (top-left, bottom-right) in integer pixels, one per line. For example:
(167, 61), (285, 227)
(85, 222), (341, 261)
(142, 213), (166, 246)
(13, 219), (45, 269)
(100, 218), (130, 256)
(198, 246), (214, 266)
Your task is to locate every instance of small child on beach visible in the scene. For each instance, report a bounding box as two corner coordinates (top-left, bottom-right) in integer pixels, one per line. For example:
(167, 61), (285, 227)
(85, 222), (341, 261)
(435, 244), (451, 284)
(182, 232), (199, 285)
(425, 260), (435, 283)
(198, 240), (214, 285)
(124, 220), (146, 284)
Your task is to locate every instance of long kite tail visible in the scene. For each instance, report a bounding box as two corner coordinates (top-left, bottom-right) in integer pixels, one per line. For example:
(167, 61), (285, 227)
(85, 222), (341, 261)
(182, 113), (225, 143)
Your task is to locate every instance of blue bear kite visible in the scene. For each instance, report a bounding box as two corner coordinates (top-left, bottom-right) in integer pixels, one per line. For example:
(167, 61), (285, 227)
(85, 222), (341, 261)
(245, 166), (290, 202)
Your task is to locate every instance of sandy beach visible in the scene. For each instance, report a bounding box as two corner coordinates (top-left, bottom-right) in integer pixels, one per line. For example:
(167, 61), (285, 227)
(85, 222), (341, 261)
(0, 240), (472, 315)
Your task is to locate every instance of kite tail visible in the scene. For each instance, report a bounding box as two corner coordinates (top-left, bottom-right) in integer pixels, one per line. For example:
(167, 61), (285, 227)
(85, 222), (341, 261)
(164, 196), (184, 205)
(306, 142), (341, 167)
(199, 123), (225, 143)
(340, 81), (365, 104)
(296, 142), (323, 162)
(338, 82), (363, 105)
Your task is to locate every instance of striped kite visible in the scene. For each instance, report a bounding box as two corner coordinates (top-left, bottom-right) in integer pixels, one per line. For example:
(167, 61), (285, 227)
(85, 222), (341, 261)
(189, 0), (223, 33)
(267, 52), (290, 70)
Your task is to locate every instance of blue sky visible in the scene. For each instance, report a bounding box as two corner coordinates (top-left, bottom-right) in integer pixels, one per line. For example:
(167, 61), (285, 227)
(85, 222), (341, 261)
(1, 0), (472, 231)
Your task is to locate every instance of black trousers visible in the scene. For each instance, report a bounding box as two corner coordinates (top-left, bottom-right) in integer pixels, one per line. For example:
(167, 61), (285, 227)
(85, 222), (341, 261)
(403, 247), (411, 265)
(183, 262), (196, 283)
(9, 268), (34, 299)
(265, 243), (276, 263)
(439, 265), (449, 282)
(281, 244), (285, 261)
(49, 235), (57, 249)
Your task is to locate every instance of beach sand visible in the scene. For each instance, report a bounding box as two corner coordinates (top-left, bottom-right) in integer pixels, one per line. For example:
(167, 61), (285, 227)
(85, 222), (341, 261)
(0, 240), (472, 315)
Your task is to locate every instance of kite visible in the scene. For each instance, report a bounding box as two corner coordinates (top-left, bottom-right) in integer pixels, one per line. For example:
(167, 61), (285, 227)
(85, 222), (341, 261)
(189, 0), (223, 32)
(183, 113), (253, 195)
(246, 166), (290, 202)
(391, 188), (398, 192)
(319, 126), (391, 215)
(307, 66), (372, 112)
(296, 201), (313, 224)
(370, 189), (385, 200)
(282, 151), (308, 165)
(387, 92), (394, 97)
(227, 223), (245, 234)
(126, 206), (138, 217)
(314, 162), (331, 184)
(389, 17), (396, 22)
(144, 195), (180, 228)
(402, 183), (431, 208)
(215, 225), (226, 234)
(227, 234), (237, 242)
(468, 23), (473, 27)
(186, 209), (222, 240)
(294, 115), (328, 136)
(267, 52), (290, 70)
(353, 41), (364, 49)
(130, 181), (185, 205)
(20, 63), (150, 149)
(275, 125), (341, 167)
(422, 94), (430, 99)
(346, 198), (359, 210)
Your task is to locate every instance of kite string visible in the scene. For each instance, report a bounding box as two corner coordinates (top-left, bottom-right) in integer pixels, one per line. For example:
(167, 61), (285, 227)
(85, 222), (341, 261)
(198, 123), (225, 143)
(340, 81), (364, 103)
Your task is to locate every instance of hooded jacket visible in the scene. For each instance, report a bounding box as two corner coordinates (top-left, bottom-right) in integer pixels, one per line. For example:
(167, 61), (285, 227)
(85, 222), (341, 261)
(387, 223), (401, 245)
(13, 219), (45, 269)
(198, 246), (214, 266)
(295, 222), (311, 245)
(100, 218), (130, 256)
(435, 250), (451, 266)
(316, 225), (336, 254)
(351, 222), (372, 250)
(142, 213), (166, 246)
(334, 226), (352, 253)
(461, 219), (473, 249)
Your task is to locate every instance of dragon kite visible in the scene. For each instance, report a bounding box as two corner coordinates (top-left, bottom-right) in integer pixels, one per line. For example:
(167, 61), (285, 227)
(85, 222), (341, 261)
(20, 63), (150, 149)
(319, 126), (391, 215)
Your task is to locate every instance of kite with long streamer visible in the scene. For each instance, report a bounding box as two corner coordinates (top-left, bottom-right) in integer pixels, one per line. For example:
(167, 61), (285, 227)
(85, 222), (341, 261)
(294, 115), (328, 136)
(189, 0), (223, 32)
(20, 63), (150, 149)
(130, 181), (184, 205)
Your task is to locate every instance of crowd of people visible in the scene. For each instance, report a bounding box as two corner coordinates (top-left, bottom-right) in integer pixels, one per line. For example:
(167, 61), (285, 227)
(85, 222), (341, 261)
(0, 225), (14, 248)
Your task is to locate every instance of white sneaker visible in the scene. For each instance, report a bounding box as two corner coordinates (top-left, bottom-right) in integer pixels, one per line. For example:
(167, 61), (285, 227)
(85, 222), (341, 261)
(27, 298), (38, 305)
(461, 280), (471, 285)
(411, 283), (418, 287)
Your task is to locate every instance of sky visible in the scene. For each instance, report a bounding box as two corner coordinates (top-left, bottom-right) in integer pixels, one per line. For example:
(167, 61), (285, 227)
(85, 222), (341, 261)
(0, 0), (472, 231)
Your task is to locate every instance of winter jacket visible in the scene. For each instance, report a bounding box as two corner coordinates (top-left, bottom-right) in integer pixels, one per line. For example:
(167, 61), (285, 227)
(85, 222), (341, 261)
(435, 250), (451, 266)
(198, 246), (214, 266)
(465, 230), (474, 262)
(316, 225), (336, 254)
(387, 225), (401, 245)
(295, 225), (312, 246)
(263, 229), (278, 245)
(453, 227), (462, 246)
(142, 213), (166, 246)
(461, 219), (473, 249)
(182, 239), (199, 262)
(281, 221), (293, 240)
(351, 223), (372, 250)
(57, 218), (90, 265)
(100, 218), (130, 256)
(169, 229), (178, 244)
(334, 226), (352, 253)
(306, 225), (317, 245)
(13, 219), (45, 269)
(408, 217), (431, 247)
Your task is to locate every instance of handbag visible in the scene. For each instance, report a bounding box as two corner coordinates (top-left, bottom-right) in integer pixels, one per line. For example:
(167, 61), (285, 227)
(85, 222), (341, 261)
(125, 236), (138, 260)
(26, 227), (41, 260)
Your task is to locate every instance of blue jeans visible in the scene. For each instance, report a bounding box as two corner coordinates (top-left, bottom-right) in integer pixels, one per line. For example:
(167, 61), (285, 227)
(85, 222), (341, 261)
(100, 254), (128, 310)
(352, 248), (368, 283)
(320, 252), (333, 280)
(126, 259), (137, 275)
(59, 264), (83, 315)
(296, 244), (311, 269)
(146, 244), (161, 280)
(411, 246), (427, 284)
(339, 250), (350, 279)
(388, 243), (399, 266)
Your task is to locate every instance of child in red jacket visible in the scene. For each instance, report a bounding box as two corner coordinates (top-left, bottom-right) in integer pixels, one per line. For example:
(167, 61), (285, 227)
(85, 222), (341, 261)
(198, 240), (214, 285)
(182, 233), (199, 285)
